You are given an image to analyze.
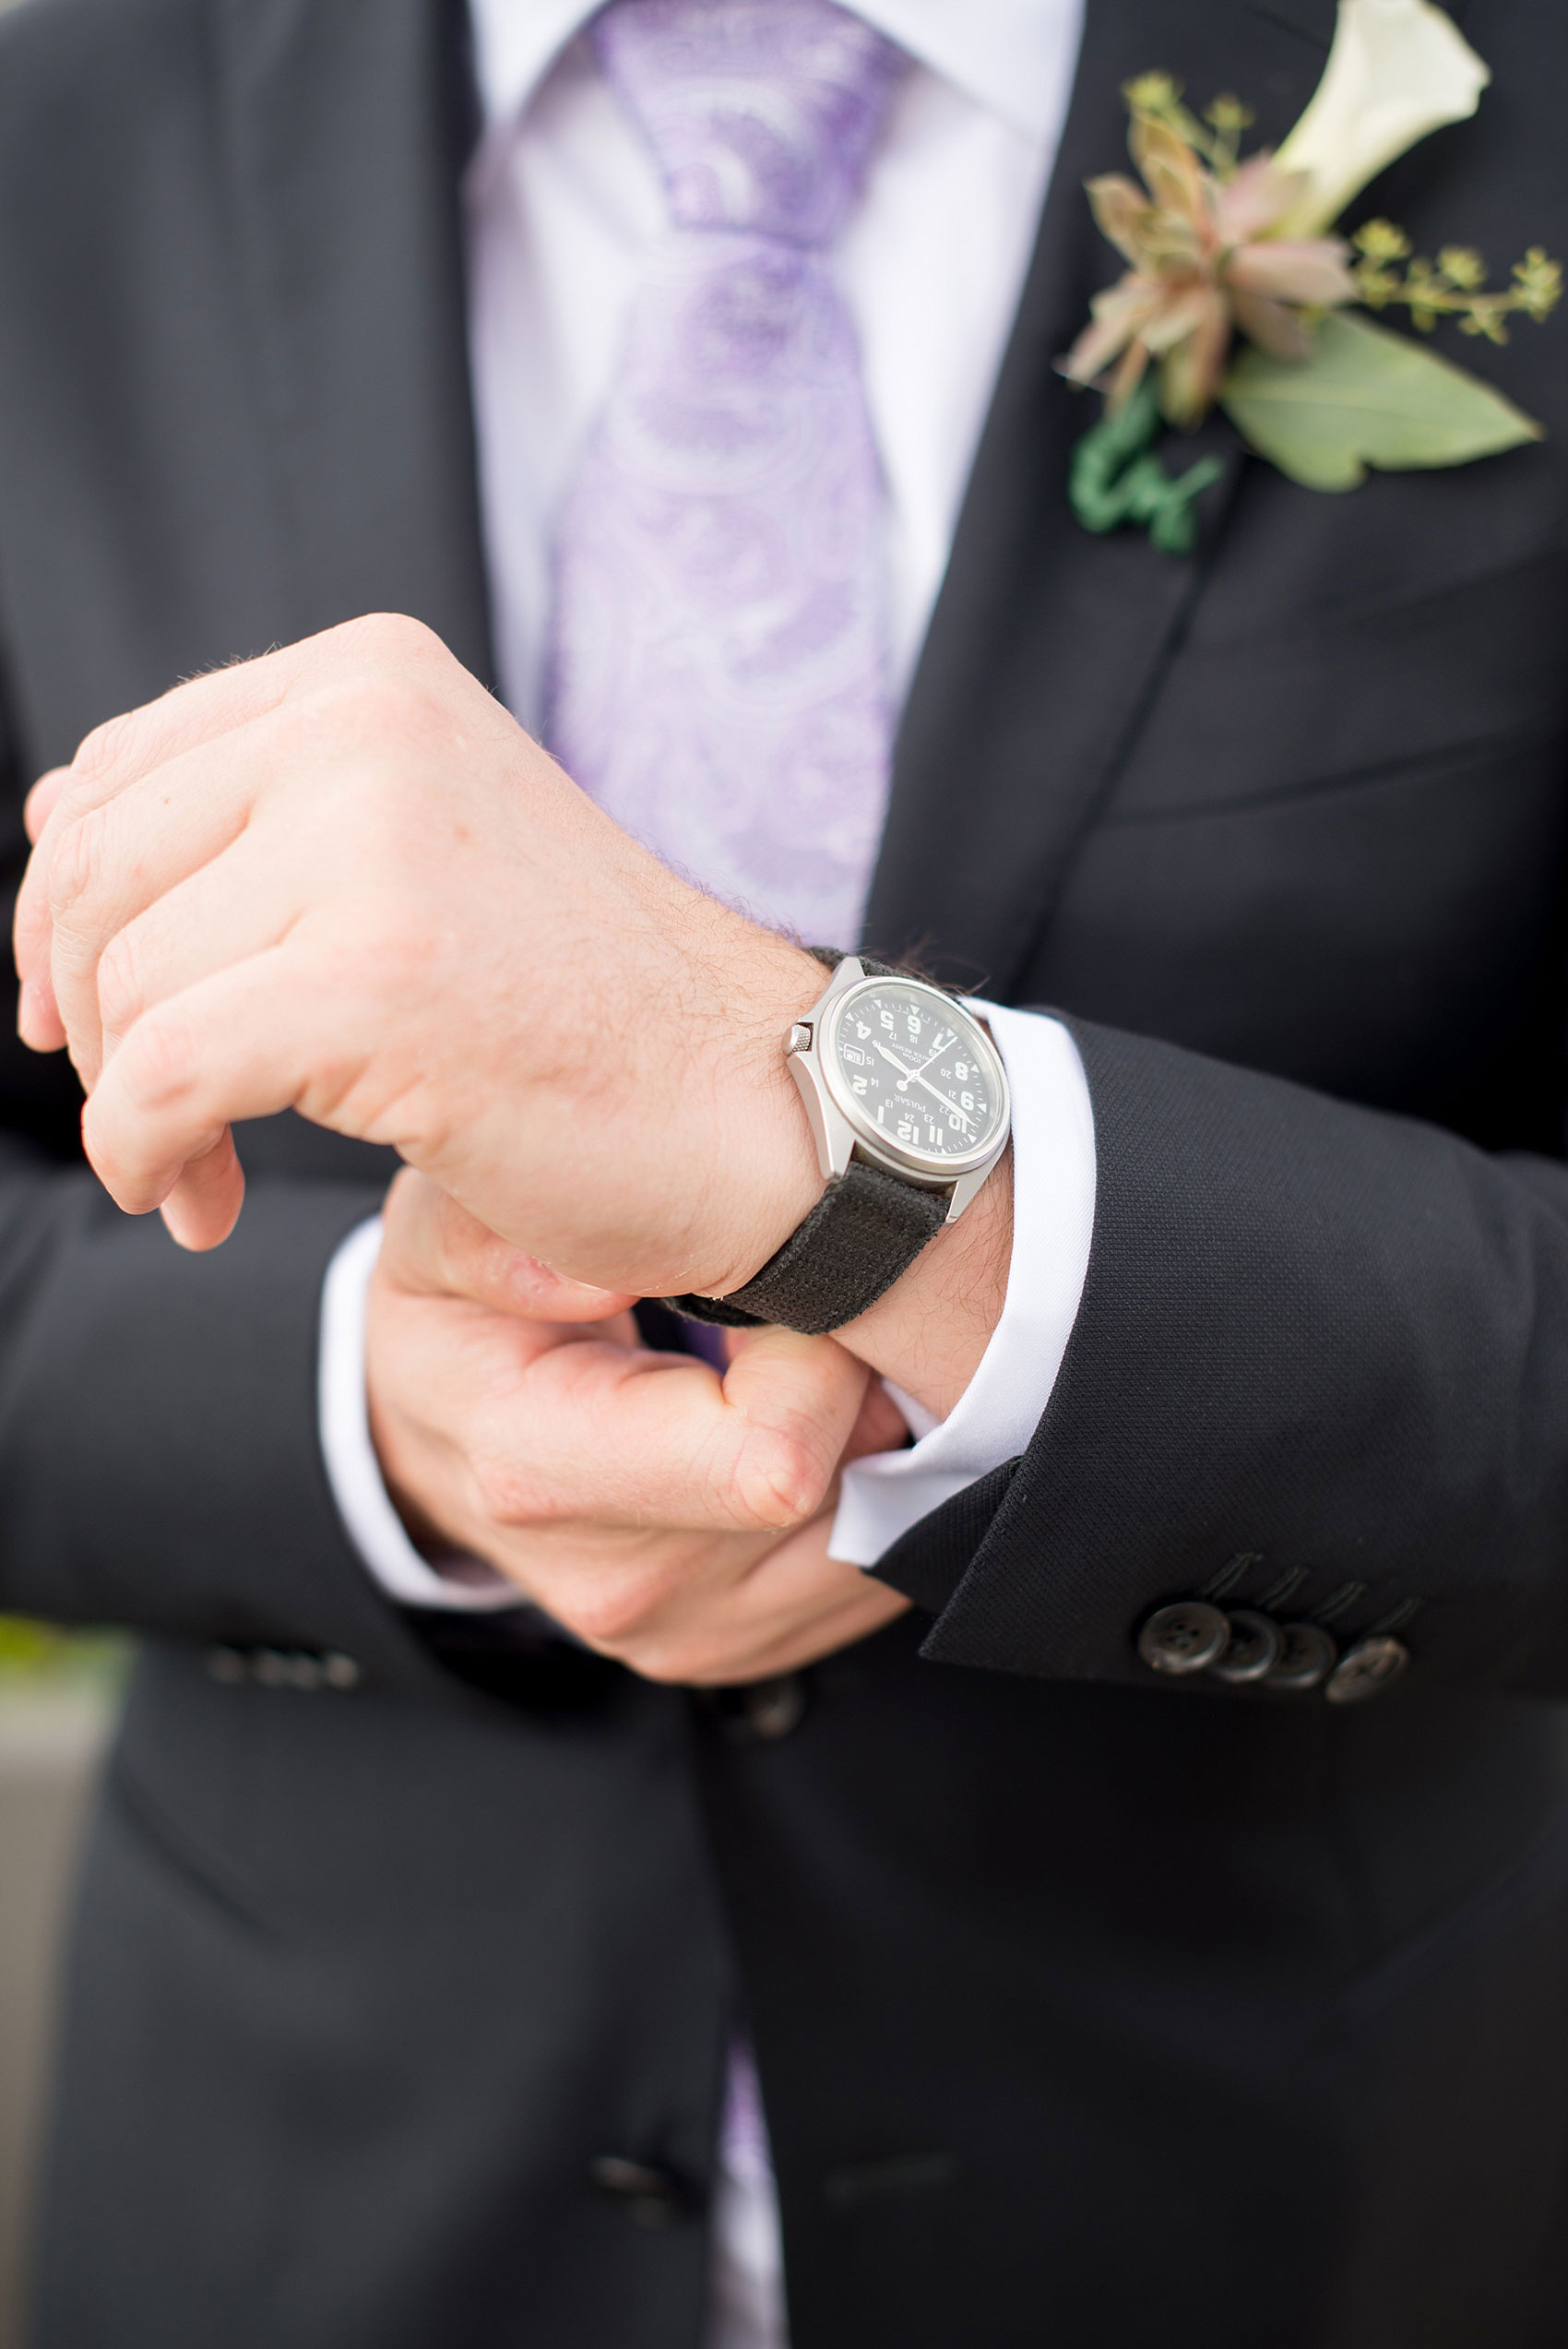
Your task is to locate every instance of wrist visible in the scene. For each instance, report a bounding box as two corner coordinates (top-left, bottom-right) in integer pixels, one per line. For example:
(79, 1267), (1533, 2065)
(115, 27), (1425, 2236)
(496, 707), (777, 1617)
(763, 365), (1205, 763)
(838, 1139), (1014, 1417)
(684, 933), (828, 1299)
(676, 951), (1015, 1385)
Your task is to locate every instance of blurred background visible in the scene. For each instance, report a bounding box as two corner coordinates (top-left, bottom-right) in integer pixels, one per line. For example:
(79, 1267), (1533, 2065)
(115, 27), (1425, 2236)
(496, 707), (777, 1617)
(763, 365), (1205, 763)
(0, 0), (113, 2286)
(0, 1621), (125, 2348)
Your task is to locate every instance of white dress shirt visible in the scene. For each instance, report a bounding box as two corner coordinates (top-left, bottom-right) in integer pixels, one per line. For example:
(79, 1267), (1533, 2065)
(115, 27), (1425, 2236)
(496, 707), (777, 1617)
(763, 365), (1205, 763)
(318, 6), (1090, 2341)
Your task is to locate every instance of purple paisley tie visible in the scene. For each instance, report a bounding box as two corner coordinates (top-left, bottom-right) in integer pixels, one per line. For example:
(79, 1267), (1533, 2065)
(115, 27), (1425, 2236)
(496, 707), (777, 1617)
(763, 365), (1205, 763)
(545, 0), (902, 949)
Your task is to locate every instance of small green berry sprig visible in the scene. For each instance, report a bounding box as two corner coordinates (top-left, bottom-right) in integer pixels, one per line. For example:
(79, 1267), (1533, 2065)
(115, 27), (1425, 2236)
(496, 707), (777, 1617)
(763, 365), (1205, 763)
(1350, 219), (1562, 344)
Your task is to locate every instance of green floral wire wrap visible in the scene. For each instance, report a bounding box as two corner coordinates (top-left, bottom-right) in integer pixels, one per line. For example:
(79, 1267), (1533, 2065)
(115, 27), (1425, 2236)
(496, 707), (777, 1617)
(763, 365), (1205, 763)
(1068, 376), (1224, 554)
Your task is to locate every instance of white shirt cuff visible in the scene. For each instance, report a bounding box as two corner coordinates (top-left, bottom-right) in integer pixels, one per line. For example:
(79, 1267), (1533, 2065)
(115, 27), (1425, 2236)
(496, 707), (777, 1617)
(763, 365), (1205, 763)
(318, 1216), (525, 1612)
(827, 1003), (1095, 1568)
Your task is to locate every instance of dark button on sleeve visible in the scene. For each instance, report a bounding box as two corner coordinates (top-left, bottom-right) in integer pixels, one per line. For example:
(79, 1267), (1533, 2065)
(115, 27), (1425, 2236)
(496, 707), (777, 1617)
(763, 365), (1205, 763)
(1263, 1621), (1337, 1693)
(1137, 1601), (1229, 1675)
(205, 1645), (361, 1692)
(1324, 1635), (1409, 1704)
(1206, 1609), (1282, 1685)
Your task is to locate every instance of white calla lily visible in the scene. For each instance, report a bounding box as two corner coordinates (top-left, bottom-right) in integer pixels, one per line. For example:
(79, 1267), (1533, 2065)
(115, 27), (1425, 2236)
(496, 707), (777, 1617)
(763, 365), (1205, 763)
(1273, 0), (1490, 238)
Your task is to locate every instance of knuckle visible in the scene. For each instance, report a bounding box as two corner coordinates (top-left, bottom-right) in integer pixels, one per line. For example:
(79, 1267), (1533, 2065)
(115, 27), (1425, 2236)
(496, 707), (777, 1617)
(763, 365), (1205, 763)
(118, 1008), (200, 1112)
(96, 926), (147, 1031)
(46, 805), (107, 923)
(730, 1426), (829, 1532)
(469, 1446), (548, 1530)
(71, 706), (146, 785)
(310, 679), (454, 809)
(564, 1574), (668, 1651)
(374, 671), (456, 754)
(310, 670), (409, 749)
(336, 611), (444, 671)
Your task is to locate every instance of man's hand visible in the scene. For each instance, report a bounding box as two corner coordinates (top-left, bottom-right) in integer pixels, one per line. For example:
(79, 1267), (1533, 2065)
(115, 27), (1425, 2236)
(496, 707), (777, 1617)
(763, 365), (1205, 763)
(18, 614), (823, 1295)
(365, 1171), (909, 1684)
(18, 614), (1013, 1414)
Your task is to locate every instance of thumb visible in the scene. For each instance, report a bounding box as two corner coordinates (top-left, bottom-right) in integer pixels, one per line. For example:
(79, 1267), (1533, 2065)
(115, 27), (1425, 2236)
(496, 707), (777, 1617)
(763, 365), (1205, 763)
(717, 1327), (872, 1529)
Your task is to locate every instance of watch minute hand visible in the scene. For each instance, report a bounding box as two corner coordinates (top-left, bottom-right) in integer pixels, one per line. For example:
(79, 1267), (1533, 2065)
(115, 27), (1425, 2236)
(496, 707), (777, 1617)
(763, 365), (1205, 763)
(897, 1031), (956, 1089)
(909, 1069), (977, 1131)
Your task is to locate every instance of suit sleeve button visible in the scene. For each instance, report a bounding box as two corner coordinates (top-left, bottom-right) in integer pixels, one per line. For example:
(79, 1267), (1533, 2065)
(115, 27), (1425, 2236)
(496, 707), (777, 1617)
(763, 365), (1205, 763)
(1263, 1621), (1337, 1692)
(1206, 1608), (1282, 1684)
(1137, 1602), (1229, 1676)
(1324, 1635), (1409, 1705)
(740, 1674), (807, 1740)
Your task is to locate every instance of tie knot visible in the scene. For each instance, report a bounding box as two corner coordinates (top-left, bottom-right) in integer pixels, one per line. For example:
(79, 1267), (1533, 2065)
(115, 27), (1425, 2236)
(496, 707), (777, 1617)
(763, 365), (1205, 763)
(594, 0), (901, 247)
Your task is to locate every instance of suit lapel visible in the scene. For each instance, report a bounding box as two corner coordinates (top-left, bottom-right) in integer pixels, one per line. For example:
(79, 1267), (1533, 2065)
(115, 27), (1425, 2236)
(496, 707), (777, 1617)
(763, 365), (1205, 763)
(212, 0), (493, 684)
(862, 0), (1336, 996)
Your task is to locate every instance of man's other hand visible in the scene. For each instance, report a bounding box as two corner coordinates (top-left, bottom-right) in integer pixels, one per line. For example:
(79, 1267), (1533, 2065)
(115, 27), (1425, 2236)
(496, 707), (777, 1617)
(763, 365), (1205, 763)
(366, 1171), (909, 1685)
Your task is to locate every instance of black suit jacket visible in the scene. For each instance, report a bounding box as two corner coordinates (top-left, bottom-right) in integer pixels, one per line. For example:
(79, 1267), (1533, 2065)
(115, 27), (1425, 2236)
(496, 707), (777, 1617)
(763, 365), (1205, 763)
(8, 0), (1568, 2343)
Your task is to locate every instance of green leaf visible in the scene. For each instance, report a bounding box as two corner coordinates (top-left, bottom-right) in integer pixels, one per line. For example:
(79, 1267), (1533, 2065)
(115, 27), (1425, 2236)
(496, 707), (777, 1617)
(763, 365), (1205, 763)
(1218, 310), (1543, 493)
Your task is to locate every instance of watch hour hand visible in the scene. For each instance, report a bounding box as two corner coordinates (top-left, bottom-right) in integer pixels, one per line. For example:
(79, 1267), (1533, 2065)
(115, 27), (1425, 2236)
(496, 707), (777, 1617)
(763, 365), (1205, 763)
(872, 1035), (951, 1091)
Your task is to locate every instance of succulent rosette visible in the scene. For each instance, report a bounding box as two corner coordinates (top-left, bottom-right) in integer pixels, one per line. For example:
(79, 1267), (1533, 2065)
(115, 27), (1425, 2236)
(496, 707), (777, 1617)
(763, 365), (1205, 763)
(1064, 107), (1357, 427)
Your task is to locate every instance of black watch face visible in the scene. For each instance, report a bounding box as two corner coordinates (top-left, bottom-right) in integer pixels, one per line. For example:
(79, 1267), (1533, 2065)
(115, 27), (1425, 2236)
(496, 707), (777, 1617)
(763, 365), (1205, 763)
(828, 983), (1006, 1168)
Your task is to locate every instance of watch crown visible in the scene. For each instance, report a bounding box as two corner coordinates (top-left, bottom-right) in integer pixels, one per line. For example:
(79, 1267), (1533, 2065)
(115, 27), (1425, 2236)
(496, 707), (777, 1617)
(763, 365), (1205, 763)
(787, 1022), (814, 1055)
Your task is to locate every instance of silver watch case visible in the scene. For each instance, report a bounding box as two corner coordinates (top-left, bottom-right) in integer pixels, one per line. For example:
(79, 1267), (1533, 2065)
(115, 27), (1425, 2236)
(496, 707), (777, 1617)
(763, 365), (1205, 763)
(784, 957), (1012, 1224)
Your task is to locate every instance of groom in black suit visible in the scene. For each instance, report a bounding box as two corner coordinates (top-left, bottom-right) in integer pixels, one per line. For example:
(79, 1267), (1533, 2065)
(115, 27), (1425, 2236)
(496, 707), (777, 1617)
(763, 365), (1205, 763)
(7, 0), (1568, 2344)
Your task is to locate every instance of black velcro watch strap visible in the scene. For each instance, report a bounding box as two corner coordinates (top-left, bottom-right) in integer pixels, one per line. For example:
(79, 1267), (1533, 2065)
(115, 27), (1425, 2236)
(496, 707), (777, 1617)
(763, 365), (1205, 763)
(663, 948), (953, 1337)
(668, 1159), (949, 1337)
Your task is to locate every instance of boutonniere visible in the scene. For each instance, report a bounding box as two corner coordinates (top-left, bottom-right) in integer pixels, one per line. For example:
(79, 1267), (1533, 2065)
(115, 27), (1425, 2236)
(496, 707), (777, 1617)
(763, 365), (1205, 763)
(1063, 0), (1562, 553)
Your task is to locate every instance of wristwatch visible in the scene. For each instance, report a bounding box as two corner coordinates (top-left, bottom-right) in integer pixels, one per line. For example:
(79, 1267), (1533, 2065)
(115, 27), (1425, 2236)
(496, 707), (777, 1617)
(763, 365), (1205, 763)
(665, 951), (1011, 1337)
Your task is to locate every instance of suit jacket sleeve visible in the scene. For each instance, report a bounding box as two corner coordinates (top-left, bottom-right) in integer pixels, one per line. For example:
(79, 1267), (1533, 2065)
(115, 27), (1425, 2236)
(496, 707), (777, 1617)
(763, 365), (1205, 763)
(0, 1151), (426, 1663)
(0, 758), (417, 1667)
(876, 1013), (1568, 1699)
